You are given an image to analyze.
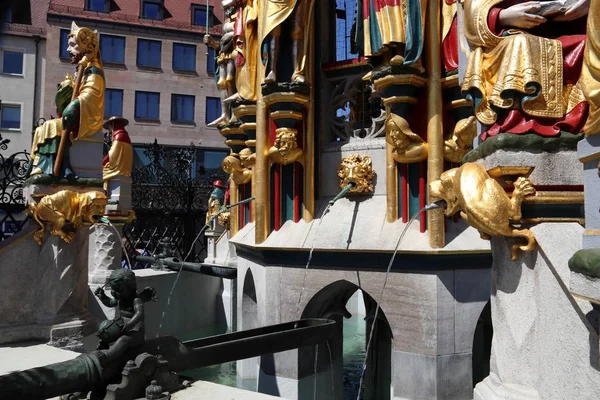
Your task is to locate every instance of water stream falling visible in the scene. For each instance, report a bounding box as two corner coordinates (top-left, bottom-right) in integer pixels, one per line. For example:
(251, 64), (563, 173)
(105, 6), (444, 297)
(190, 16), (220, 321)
(155, 197), (255, 338)
(296, 182), (355, 318)
(355, 200), (447, 400)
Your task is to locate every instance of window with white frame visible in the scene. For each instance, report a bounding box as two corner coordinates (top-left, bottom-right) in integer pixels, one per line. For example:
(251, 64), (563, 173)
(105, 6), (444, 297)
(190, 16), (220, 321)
(1, 49), (24, 75)
(0, 104), (21, 130)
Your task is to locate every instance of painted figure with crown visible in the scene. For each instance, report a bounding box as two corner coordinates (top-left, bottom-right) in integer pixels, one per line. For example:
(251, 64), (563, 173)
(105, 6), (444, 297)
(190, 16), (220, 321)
(26, 22), (105, 180)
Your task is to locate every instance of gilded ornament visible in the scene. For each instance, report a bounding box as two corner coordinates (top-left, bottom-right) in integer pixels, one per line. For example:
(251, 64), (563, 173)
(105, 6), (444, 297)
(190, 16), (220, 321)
(267, 128), (304, 165)
(462, 0), (589, 130)
(222, 152), (253, 185)
(386, 113), (428, 163)
(337, 155), (375, 194)
(444, 116), (477, 163)
(28, 190), (108, 245)
(429, 162), (536, 260)
(218, 211), (231, 229)
(582, 0), (600, 135)
(259, 0), (316, 84)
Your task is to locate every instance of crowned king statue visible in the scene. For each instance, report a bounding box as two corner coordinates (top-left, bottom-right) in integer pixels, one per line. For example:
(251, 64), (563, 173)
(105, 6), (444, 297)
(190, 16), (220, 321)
(27, 22), (105, 179)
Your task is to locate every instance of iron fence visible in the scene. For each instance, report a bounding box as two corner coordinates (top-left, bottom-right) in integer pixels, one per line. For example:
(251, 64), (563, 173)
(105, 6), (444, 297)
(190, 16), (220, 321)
(122, 140), (227, 268)
(0, 135), (30, 241)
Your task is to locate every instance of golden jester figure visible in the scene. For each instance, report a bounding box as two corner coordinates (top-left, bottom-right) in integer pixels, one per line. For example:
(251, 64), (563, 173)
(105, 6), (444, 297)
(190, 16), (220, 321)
(27, 21), (105, 178)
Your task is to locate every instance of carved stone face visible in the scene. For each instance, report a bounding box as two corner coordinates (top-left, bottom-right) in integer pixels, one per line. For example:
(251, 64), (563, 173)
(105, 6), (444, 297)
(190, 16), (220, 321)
(275, 131), (297, 154)
(337, 154), (375, 193)
(387, 119), (410, 150)
(67, 35), (84, 65)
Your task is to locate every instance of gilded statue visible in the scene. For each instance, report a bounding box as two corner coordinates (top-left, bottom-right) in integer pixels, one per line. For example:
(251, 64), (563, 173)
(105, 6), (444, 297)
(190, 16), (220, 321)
(386, 113), (428, 163)
(27, 22), (105, 178)
(444, 116), (478, 163)
(218, 211), (231, 230)
(429, 163), (536, 260)
(581, 0), (600, 135)
(231, 0), (260, 101)
(204, 0), (239, 126)
(355, 0), (427, 69)
(206, 179), (227, 225)
(462, 0), (589, 141)
(102, 117), (133, 186)
(94, 269), (157, 362)
(28, 190), (108, 245)
(267, 128), (304, 165)
(337, 155), (375, 193)
(260, 0), (316, 84)
(222, 150), (253, 184)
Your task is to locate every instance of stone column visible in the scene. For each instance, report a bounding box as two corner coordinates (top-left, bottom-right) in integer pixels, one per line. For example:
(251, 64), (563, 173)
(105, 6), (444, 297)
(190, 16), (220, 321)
(474, 224), (600, 400)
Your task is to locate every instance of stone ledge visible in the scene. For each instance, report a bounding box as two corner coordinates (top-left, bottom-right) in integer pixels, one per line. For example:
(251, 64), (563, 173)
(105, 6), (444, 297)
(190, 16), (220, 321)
(229, 197), (491, 254)
(474, 149), (582, 186)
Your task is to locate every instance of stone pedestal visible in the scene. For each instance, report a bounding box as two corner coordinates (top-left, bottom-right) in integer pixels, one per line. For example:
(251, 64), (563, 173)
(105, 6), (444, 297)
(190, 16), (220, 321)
(0, 224), (96, 351)
(88, 224), (124, 321)
(474, 224), (600, 400)
(105, 175), (132, 215)
(578, 136), (600, 248)
(70, 131), (104, 180)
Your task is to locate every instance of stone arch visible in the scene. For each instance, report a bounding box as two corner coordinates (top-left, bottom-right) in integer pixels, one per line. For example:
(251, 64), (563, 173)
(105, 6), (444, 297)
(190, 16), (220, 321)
(238, 268), (259, 384)
(472, 301), (493, 386)
(298, 280), (393, 400)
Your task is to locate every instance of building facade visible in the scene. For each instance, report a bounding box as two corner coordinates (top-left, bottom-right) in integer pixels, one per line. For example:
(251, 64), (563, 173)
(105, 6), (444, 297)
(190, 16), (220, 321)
(0, 1), (46, 155)
(43, 0), (228, 173)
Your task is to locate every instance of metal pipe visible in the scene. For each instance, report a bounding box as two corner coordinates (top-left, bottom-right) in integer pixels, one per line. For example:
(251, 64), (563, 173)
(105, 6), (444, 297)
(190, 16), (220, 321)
(134, 256), (237, 279)
(425, 0), (445, 248)
(329, 182), (355, 206)
(0, 319), (337, 398)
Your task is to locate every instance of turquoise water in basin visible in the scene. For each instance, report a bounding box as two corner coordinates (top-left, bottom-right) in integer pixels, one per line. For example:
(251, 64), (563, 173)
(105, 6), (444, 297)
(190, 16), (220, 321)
(182, 317), (367, 399)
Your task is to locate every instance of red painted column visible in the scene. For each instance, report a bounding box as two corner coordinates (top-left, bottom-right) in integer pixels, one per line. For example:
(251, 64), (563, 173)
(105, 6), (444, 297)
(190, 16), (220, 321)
(293, 163), (301, 223)
(401, 163), (408, 223)
(419, 161), (426, 233)
(274, 165), (281, 231)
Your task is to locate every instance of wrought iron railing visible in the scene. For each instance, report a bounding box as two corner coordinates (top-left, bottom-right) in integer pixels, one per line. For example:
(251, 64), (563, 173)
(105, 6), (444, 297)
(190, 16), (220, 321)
(122, 140), (227, 268)
(0, 135), (31, 241)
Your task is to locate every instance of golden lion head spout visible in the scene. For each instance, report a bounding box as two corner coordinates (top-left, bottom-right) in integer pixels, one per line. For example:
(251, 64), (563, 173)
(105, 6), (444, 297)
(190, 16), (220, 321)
(429, 163), (536, 260)
(28, 190), (108, 245)
(337, 154), (375, 193)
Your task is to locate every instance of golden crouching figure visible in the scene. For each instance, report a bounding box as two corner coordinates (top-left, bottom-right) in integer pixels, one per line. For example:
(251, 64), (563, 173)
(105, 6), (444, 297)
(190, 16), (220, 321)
(337, 155), (375, 193)
(429, 163), (536, 260)
(28, 190), (108, 245)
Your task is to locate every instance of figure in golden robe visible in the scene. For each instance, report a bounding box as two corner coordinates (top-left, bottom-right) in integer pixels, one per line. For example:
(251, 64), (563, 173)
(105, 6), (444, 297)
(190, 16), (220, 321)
(462, 0), (589, 141)
(232, 0), (260, 101)
(259, 0), (316, 84)
(27, 22), (105, 178)
(102, 117), (133, 186)
(581, 0), (600, 135)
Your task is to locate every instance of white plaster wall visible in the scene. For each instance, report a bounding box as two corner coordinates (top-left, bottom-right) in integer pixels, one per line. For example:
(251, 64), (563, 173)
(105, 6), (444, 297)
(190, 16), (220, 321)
(0, 34), (41, 155)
